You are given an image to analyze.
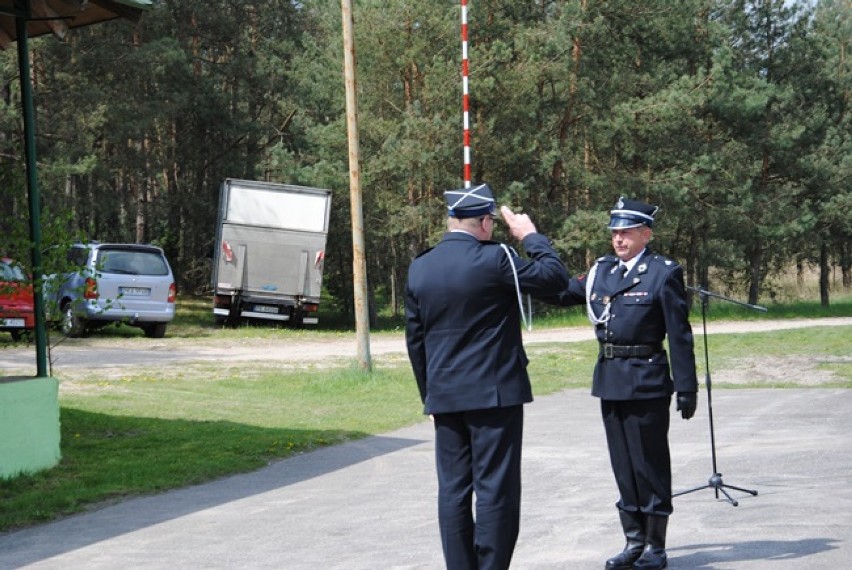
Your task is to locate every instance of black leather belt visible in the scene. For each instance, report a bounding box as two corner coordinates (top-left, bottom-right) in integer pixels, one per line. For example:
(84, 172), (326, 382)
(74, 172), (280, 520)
(600, 342), (663, 359)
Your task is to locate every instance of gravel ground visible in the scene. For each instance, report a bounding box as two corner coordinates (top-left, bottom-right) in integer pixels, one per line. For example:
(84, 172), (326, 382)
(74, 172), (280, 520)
(1, 317), (850, 383)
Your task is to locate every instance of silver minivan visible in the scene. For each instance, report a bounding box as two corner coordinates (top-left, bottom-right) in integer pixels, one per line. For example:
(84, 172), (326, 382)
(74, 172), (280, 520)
(48, 243), (176, 338)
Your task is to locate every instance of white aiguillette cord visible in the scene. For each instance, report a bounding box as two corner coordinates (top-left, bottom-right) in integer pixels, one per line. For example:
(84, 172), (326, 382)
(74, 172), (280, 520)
(585, 261), (610, 325)
(500, 244), (533, 331)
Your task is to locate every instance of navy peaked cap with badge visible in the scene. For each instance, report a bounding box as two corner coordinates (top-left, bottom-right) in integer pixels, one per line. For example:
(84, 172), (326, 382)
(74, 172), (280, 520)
(607, 196), (659, 229)
(444, 183), (496, 218)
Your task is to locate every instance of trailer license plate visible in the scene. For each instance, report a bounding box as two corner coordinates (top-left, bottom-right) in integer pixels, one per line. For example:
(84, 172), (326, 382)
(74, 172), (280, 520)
(253, 305), (278, 314)
(1, 318), (25, 327)
(120, 287), (150, 296)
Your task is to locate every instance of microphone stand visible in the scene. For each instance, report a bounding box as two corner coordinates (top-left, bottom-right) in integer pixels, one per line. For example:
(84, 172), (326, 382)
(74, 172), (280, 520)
(673, 286), (764, 507)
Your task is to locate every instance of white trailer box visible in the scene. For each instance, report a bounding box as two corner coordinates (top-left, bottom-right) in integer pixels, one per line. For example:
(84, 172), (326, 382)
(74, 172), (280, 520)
(212, 179), (332, 326)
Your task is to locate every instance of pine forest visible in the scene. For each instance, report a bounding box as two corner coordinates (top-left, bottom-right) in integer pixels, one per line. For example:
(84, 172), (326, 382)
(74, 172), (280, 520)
(1, 0), (850, 320)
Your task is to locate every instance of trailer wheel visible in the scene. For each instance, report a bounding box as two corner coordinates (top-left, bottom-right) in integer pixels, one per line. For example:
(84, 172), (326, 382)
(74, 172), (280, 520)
(226, 312), (241, 328)
(226, 293), (242, 328)
(292, 308), (305, 328)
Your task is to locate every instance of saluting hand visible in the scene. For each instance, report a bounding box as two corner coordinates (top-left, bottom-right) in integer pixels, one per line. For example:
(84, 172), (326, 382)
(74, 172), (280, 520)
(500, 206), (537, 241)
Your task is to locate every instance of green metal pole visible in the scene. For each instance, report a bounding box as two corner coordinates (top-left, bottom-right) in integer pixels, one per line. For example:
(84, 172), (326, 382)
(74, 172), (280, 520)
(16, 2), (49, 377)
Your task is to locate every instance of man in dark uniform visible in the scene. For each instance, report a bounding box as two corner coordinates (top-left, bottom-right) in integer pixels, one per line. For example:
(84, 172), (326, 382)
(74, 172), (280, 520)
(550, 197), (698, 570)
(405, 183), (569, 570)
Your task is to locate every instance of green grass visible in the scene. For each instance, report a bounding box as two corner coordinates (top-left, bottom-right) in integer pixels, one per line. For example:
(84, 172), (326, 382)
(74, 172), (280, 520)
(0, 296), (850, 533)
(1, 364), (424, 532)
(691, 326), (852, 388)
(528, 293), (852, 328)
(527, 325), (852, 389)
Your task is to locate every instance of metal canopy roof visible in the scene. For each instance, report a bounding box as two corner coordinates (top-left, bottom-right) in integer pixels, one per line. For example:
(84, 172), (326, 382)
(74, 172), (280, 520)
(0, 0), (153, 49)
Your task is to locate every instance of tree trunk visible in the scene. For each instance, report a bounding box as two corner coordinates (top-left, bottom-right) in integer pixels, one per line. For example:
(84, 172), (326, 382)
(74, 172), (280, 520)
(135, 176), (146, 244)
(796, 257), (804, 290)
(819, 240), (830, 307)
(747, 240), (762, 306)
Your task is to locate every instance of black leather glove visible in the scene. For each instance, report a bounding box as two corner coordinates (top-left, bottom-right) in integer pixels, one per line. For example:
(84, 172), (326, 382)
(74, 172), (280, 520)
(676, 392), (697, 420)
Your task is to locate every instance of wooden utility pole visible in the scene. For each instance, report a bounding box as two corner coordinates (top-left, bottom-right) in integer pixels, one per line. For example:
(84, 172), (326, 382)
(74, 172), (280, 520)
(341, 0), (371, 371)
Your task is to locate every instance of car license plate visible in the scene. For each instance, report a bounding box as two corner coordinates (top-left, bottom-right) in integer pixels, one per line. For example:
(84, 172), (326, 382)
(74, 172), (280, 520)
(253, 305), (278, 314)
(1, 318), (25, 327)
(120, 287), (150, 296)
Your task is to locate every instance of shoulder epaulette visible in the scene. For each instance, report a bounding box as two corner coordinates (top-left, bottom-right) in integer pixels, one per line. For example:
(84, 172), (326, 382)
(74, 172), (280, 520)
(414, 246), (434, 259)
(647, 253), (679, 269)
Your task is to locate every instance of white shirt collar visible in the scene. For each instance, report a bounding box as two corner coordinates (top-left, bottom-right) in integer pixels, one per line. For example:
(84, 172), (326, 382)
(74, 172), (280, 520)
(620, 248), (647, 272)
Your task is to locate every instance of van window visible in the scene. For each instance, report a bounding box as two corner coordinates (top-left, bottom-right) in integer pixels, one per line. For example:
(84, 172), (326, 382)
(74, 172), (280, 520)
(99, 250), (168, 276)
(68, 247), (90, 268)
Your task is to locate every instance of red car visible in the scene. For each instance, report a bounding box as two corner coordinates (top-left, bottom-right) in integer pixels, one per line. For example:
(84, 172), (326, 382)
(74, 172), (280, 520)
(0, 257), (35, 341)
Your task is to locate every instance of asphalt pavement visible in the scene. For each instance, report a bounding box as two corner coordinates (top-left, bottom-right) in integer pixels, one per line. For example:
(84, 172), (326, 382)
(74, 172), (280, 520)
(0, 387), (850, 569)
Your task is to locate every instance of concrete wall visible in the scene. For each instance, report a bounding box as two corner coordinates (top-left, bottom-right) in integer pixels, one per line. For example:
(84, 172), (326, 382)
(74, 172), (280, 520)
(0, 376), (61, 479)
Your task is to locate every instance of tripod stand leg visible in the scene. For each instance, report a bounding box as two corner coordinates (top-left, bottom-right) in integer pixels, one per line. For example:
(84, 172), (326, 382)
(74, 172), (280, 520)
(672, 484), (710, 498)
(715, 484), (738, 507)
(721, 483), (758, 497)
(674, 473), (757, 506)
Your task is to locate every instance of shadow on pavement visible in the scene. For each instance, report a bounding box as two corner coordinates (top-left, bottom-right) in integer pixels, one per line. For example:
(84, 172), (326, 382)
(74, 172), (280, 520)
(671, 538), (841, 568)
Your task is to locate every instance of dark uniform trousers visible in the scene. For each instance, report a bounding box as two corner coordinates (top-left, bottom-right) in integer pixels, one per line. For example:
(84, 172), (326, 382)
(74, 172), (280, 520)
(601, 398), (672, 515)
(434, 405), (524, 570)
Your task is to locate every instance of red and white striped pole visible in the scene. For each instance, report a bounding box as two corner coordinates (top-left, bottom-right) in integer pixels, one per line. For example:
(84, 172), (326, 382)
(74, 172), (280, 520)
(461, 0), (471, 188)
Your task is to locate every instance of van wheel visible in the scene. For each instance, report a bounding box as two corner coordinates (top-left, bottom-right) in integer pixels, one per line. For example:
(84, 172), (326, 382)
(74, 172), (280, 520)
(61, 303), (86, 338)
(142, 323), (167, 338)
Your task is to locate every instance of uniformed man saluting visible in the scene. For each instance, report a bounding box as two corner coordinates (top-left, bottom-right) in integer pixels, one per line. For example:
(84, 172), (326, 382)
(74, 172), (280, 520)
(405, 183), (570, 570)
(550, 197), (698, 570)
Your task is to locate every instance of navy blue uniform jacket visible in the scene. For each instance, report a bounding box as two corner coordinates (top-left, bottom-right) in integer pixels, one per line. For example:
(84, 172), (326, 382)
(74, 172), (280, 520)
(405, 232), (570, 414)
(553, 251), (698, 400)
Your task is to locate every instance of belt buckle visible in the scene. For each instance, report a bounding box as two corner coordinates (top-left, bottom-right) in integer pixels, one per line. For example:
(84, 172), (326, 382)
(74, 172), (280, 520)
(603, 343), (614, 359)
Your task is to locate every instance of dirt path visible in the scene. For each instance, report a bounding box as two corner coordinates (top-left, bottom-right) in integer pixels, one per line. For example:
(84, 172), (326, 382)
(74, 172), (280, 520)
(160, 316), (852, 362)
(1, 317), (850, 377)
